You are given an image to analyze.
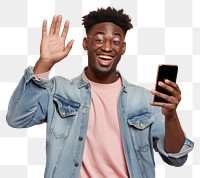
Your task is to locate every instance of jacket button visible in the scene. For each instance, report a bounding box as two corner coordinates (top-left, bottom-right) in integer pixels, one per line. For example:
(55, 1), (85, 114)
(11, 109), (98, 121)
(79, 136), (83, 141)
(85, 85), (89, 89)
(140, 122), (144, 128)
(74, 163), (79, 167)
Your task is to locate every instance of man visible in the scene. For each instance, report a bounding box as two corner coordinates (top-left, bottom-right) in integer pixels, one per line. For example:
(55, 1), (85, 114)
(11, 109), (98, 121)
(7, 7), (193, 178)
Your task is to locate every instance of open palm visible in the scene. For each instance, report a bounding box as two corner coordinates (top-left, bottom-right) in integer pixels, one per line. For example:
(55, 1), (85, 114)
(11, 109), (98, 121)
(34, 15), (73, 74)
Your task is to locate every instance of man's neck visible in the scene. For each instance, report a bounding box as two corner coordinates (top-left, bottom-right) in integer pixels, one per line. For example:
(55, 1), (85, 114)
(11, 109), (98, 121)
(84, 68), (120, 84)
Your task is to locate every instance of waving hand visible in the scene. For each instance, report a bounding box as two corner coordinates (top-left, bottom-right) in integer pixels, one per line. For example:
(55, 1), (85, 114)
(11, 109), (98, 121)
(34, 15), (74, 74)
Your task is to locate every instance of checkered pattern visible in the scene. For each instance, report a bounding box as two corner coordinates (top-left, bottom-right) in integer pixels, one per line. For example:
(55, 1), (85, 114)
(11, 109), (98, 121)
(0, 0), (199, 177)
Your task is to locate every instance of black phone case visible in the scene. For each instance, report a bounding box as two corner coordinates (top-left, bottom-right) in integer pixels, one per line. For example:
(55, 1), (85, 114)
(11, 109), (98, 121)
(154, 65), (178, 103)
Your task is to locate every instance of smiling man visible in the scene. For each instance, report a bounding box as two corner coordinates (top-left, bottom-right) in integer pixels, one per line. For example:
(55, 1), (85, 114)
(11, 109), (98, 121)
(82, 21), (126, 83)
(7, 7), (193, 178)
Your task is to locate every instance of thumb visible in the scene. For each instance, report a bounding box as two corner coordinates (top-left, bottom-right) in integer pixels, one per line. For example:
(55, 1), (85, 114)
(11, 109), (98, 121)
(64, 39), (74, 54)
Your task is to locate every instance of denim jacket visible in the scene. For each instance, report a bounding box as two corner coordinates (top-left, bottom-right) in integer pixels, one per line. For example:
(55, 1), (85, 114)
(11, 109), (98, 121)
(7, 67), (193, 178)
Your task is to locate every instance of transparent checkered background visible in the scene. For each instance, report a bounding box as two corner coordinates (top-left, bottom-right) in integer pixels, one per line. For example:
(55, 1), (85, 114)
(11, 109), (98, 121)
(0, 0), (199, 177)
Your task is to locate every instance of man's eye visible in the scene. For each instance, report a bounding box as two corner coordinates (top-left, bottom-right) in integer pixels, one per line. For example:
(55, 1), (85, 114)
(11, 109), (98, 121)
(112, 40), (120, 45)
(95, 39), (104, 44)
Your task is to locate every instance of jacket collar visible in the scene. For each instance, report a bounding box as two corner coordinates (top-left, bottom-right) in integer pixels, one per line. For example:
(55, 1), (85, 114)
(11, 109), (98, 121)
(77, 67), (128, 93)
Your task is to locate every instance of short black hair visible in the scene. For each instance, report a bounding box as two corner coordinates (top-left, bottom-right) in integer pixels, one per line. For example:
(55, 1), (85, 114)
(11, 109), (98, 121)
(82, 7), (133, 35)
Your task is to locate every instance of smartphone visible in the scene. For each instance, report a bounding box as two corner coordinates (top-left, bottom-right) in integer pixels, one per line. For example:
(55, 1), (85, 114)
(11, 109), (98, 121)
(153, 64), (178, 103)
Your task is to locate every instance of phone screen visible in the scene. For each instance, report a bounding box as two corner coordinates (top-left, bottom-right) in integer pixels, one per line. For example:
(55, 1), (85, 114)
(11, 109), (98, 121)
(153, 64), (178, 103)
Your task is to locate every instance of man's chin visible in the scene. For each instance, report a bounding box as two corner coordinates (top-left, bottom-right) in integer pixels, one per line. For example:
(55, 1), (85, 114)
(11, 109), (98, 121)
(96, 67), (114, 76)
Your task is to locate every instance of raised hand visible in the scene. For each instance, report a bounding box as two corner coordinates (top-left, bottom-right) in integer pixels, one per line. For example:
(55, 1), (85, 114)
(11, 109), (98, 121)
(34, 15), (74, 74)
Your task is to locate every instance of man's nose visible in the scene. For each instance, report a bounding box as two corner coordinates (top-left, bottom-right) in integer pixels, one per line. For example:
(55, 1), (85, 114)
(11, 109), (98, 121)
(101, 40), (113, 51)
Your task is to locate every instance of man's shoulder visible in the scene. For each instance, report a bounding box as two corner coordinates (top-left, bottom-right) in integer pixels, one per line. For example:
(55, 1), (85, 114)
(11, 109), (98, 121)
(51, 74), (84, 90)
(122, 78), (150, 93)
(52, 74), (81, 84)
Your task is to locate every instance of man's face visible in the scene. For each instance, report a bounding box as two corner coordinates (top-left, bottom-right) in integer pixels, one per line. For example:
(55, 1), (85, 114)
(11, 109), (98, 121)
(83, 22), (126, 81)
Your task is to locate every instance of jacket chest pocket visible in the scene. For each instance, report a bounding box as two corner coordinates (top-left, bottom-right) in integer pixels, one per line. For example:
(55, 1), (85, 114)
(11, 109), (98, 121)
(127, 108), (154, 152)
(50, 94), (81, 139)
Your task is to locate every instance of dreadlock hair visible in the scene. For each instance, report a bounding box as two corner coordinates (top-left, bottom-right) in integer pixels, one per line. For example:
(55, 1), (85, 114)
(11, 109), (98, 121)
(82, 7), (133, 35)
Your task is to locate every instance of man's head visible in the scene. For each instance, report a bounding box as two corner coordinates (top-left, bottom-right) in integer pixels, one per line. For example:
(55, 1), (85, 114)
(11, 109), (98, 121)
(82, 7), (133, 35)
(82, 7), (133, 83)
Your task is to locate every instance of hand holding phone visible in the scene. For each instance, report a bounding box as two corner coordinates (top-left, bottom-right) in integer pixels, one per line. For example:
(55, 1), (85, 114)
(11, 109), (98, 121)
(153, 64), (178, 103)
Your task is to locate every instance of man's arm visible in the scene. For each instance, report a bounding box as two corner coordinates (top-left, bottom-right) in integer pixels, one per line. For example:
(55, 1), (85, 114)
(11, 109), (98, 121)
(6, 68), (50, 128)
(151, 79), (185, 153)
(164, 111), (185, 153)
(7, 15), (73, 128)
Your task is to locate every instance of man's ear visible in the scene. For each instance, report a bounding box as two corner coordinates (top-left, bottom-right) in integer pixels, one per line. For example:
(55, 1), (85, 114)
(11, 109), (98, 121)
(83, 37), (88, 50)
(121, 42), (126, 55)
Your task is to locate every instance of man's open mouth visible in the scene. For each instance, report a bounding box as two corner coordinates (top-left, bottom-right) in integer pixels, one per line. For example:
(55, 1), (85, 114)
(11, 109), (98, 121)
(97, 55), (113, 66)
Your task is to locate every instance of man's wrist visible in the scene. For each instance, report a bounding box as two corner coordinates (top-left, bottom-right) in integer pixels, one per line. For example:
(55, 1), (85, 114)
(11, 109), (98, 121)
(33, 58), (53, 74)
(165, 111), (178, 121)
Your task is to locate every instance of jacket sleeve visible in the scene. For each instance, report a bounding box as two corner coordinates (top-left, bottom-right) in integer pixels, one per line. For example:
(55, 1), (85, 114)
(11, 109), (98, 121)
(152, 106), (194, 167)
(6, 67), (53, 128)
(156, 136), (193, 167)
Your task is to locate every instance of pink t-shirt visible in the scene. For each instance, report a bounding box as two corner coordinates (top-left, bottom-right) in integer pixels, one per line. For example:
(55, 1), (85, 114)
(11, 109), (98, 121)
(80, 75), (129, 178)
(35, 71), (129, 177)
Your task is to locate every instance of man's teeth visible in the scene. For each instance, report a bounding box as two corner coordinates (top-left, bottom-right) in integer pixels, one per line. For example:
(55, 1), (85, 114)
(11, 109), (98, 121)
(98, 55), (112, 60)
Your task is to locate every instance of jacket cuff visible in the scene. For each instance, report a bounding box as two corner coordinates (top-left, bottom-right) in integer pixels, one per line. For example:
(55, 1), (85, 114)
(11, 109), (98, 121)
(24, 66), (50, 89)
(157, 136), (194, 158)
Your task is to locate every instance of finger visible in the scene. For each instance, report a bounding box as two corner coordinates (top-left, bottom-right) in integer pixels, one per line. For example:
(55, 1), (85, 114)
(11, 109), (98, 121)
(158, 81), (174, 94)
(151, 89), (179, 105)
(165, 79), (181, 94)
(64, 39), (74, 54)
(61, 20), (69, 39)
(49, 15), (57, 35)
(42, 20), (47, 38)
(55, 15), (62, 35)
(159, 81), (181, 97)
(164, 79), (179, 90)
(151, 89), (171, 102)
(150, 101), (175, 109)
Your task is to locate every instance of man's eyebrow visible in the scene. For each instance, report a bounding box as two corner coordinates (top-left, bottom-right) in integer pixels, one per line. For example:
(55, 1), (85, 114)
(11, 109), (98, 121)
(112, 32), (122, 36)
(92, 32), (122, 38)
(93, 32), (105, 36)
